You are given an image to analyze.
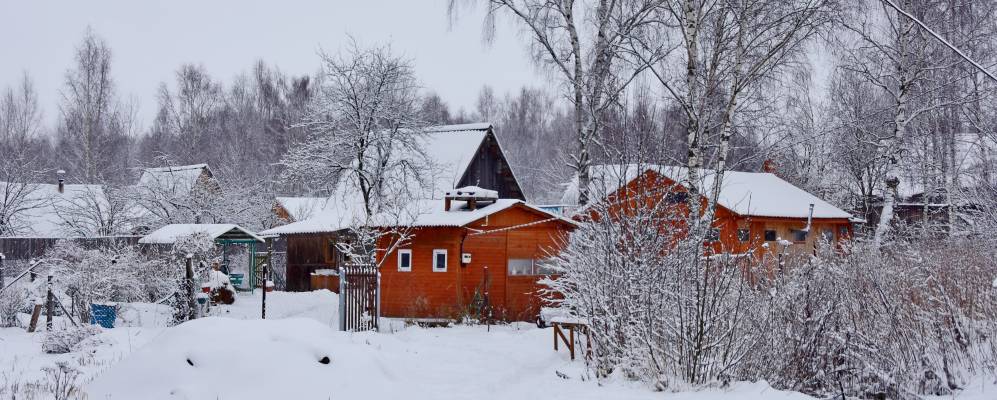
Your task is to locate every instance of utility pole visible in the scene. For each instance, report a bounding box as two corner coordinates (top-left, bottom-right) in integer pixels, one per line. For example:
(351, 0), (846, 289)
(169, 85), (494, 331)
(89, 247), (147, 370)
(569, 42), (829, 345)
(185, 254), (196, 321)
(46, 273), (54, 331)
(262, 240), (272, 319)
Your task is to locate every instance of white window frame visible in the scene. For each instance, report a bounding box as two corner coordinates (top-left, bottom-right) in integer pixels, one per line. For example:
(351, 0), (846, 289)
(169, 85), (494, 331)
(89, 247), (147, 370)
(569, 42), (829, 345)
(397, 249), (412, 272)
(432, 249), (447, 272)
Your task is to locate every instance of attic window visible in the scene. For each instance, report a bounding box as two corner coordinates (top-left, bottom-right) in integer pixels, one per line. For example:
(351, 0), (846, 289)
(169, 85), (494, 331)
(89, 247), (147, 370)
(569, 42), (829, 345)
(665, 192), (688, 204)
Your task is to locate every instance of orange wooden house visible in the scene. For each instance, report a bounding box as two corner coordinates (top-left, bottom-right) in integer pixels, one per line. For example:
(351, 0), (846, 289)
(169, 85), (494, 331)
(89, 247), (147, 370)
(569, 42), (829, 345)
(562, 164), (854, 260)
(262, 123), (573, 321)
(371, 188), (574, 321)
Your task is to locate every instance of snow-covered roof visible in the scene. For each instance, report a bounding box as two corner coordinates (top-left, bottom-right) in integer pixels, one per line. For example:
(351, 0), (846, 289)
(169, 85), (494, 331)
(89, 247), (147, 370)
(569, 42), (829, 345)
(562, 164), (852, 220)
(137, 164), (211, 196)
(139, 223), (264, 244)
(275, 197), (329, 222)
(371, 199), (574, 228)
(0, 181), (111, 237)
(262, 123), (502, 235)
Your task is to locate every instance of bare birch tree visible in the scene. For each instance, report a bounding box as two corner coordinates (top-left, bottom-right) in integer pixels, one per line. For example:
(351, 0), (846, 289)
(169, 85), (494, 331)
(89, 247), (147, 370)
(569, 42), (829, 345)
(631, 0), (834, 234)
(0, 74), (50, 236)
(56, 28), (132, 184)
(451, 0), (660, 205)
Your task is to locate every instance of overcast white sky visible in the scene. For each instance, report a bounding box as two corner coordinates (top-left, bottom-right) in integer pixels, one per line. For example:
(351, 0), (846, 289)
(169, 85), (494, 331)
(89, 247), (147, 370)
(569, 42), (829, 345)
(0, 0), (549, 127)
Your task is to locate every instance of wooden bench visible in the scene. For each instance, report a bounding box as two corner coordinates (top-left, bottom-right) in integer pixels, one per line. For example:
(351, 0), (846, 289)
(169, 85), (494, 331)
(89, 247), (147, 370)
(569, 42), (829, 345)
(550, 317), (590, 361)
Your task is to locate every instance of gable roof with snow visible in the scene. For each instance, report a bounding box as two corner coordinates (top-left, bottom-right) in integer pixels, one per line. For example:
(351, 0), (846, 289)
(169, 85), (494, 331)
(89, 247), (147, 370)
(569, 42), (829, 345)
(0, 181), (112, 237)
(275, 197), (329, 222)
(139, 223), (264, 244)
(261, 123), (527, 235)
(562, 164), (852, 220)
(137, 164), (213, 197)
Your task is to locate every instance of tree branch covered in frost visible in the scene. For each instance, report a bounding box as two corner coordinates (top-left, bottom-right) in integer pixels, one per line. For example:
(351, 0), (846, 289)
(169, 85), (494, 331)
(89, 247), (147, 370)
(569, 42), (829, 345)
(282, 40), (428, 216)
(542, 176), (761, 388)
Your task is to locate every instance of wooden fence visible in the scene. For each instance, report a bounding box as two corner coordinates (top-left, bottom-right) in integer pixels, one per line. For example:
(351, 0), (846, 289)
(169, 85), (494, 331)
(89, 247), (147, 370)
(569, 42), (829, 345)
(338, 265), (380, 331)
(0, 236), (142, 261)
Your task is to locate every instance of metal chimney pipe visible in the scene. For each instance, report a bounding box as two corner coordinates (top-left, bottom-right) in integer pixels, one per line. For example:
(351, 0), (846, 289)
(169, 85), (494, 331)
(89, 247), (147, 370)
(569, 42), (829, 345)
(56, 170), (66, 194)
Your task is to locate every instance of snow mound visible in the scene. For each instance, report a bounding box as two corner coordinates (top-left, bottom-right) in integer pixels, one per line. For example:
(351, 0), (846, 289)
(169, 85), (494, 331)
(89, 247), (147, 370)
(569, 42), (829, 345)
(88, 317), (338, 399)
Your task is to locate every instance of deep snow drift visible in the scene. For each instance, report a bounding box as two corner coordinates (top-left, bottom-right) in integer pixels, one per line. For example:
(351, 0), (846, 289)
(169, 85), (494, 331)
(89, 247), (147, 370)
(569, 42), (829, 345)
(88, 317), (339, 399)
(86, 316), (816, 400)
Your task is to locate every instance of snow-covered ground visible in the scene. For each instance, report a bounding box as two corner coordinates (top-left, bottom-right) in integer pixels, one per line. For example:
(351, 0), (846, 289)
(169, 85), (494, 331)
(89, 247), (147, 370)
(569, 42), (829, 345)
(2, 290), (994, 399)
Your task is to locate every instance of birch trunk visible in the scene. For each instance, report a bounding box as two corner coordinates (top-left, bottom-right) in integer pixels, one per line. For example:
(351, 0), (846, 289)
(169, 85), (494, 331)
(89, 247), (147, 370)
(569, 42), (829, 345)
(873, 0), (915, 247)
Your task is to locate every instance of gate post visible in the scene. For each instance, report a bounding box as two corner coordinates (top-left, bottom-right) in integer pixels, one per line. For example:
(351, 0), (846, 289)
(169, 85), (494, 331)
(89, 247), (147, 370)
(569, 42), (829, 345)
(338, 267), (346, 331)
(375, 270), (381, 331)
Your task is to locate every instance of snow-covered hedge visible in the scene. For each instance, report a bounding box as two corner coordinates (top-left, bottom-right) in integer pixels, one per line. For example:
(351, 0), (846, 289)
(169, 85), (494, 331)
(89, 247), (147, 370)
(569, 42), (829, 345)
(41, 325), (102, 354)
(544, 200), (997, 399)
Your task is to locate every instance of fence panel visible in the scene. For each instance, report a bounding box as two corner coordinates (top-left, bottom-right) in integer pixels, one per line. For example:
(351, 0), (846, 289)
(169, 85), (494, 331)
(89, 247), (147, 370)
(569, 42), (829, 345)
(338, 265), (379, 331)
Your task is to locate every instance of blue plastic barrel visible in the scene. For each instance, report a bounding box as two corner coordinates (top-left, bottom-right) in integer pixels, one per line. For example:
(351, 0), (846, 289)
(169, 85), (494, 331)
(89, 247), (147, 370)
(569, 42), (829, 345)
(90, 303), (116, 328)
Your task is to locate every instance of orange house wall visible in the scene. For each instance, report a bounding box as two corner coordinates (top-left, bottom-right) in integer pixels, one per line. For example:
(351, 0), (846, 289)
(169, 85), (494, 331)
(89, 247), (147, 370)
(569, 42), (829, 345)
(377, 205), (571, 321)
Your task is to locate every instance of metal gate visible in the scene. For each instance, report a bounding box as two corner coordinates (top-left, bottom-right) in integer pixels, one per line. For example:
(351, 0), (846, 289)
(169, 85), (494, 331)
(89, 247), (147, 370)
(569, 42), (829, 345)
(338, 265), (380, 331)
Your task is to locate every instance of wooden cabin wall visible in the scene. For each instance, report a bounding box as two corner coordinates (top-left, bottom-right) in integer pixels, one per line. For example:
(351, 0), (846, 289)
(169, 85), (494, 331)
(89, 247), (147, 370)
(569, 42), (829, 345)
(377, 206), (571, 322)
(285, 233), (337, 292)
(0, 236), (142, 262)
(378, 227), (464, 319)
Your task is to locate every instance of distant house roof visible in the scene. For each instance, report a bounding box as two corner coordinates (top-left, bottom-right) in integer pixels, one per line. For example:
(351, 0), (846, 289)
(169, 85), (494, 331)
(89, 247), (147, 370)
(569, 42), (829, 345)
(561, 164), (852, 220)
(139, 223), (263, 244)
(275, 197), (329, 222)
(137, 164), (212, 197)
(0, 181), (111, 237)
(262, 123), (524, 235)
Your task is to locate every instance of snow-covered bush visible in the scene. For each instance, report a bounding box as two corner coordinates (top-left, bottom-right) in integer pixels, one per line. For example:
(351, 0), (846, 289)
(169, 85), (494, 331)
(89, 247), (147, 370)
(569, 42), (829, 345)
(42, 325), (102, 354)
(46, 241), (171, 322)
(543, 198), (762, 388)
(545, 196), (997, 398)
(742, 239), (997, 399)
(0, 282), (30, 327)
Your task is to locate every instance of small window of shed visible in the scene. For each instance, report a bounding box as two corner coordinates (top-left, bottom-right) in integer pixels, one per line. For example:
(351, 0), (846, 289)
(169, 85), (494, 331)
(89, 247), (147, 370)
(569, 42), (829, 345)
(737, 229), (750, 243)
(791, 229), (808, 242)
(764, 230), (777, 241)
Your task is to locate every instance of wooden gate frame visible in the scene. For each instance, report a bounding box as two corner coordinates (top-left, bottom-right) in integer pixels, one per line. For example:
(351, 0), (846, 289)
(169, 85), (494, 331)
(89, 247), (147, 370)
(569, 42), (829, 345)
(337, 265), (380, 331)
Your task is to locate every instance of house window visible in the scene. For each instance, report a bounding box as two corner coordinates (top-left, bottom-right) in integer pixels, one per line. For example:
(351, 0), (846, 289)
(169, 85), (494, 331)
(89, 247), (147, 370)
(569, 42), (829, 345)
(764, 230), (777, 241)
(665, 192), (688, 204)
(838, 225), (848, 239)
(821, 229), (833, 243)
(737, 229), (750, 243)
(432, 249), (447, 272)
(507, 259), (534, 276)
(507, 258), (557, 276)
(791, 229), (808, 242)
(397, 249), (412, 272)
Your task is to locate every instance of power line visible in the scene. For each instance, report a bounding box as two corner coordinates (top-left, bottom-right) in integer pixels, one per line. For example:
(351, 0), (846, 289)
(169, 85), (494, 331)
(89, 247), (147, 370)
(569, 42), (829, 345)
(881, 0), (997, 84)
